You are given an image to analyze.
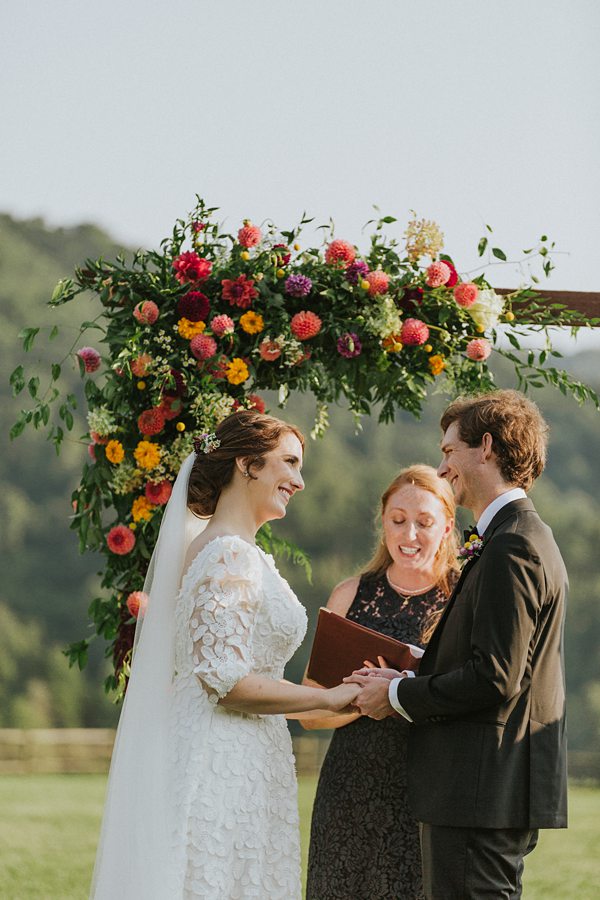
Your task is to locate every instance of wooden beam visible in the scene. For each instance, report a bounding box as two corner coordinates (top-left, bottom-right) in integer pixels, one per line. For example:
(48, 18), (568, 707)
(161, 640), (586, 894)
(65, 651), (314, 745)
(496, 289), (600, 321)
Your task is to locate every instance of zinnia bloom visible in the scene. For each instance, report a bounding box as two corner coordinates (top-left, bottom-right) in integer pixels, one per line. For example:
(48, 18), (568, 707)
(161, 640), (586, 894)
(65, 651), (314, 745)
(145, 480), (173, 505)
(133, 301), (159, 325)
(240, 311), (265, 334)
(466, 338), (492, 361)
(138, 408), (165, 436)
(365, 270), (390, 296)
(190, 334), (218, 360)
(337, 332), (362, 358)
(105, 439), (125, 464)
(177, 291), (210, 322)
(428, 354), (446, 375)
(172, 251), (212, 285)
(77, 347), (101, 373)
(221, 274), (258, 309)
(211, 314), (235, 337)
(177, 318), (206, 339)
(237, 222), (262, 248)
(126, 591), (148, 618)
(134, 440), (162, 470)
(226, 358), (250, 385)
(290, 311), (322, 340)
(132, 496), (155, 523)
(325, 239), (356, 267)
(107, 525), (136, 555)
(284, 274), (312, 297)
(258, 339), (282, 361)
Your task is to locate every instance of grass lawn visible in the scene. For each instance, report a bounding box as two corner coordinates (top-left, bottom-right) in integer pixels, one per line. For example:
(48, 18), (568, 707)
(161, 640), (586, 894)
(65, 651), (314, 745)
(0, 774), (598, 899)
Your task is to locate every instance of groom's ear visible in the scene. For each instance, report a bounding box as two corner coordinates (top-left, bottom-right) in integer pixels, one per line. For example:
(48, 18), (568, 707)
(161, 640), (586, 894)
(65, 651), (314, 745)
(480, 432), (494, 460)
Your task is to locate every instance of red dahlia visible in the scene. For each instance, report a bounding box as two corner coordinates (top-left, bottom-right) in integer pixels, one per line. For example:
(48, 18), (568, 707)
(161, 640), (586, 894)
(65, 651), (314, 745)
(221, 274), (258, 309)
(138, 408), (165, 436)
(172, 251), (212, 285)
(145, 480), (173, 505)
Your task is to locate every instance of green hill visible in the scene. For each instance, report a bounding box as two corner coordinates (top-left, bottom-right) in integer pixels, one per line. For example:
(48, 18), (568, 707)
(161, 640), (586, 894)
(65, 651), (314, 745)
(2, 213), (599, 749)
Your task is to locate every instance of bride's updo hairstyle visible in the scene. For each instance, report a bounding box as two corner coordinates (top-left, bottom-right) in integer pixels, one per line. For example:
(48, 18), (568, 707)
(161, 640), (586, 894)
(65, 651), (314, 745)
(187, 409), (305, 517)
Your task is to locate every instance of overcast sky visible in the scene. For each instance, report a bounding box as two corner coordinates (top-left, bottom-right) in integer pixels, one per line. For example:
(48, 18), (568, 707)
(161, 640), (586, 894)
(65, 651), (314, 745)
(3, 0), (599, 351)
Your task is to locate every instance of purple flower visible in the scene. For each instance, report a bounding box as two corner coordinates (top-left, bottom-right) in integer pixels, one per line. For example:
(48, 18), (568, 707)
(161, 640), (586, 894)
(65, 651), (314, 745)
(337, 332), (362, 358)
(284, 274), (313, 297)
(345, 260), (369, 285)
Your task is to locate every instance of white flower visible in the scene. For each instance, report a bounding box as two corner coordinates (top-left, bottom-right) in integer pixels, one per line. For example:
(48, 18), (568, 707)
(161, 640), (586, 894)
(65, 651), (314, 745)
(364, 295), (402, 339)
(467, 288), (505, 332)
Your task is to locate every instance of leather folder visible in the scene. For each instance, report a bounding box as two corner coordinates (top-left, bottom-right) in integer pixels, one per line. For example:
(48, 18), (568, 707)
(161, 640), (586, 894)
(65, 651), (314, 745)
(306, 607), (424, 688)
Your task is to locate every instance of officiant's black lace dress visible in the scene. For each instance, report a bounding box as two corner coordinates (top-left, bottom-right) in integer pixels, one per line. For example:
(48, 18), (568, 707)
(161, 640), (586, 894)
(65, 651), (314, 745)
(306, 573), (450, 900)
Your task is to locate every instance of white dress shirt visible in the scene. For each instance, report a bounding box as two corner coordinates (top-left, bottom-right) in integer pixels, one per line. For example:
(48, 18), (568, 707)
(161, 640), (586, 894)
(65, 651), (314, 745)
(388, 487), (528, 719)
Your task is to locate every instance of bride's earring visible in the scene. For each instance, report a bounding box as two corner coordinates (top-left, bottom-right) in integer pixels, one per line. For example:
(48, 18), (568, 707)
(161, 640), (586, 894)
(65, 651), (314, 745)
(243, 469), (250, 478)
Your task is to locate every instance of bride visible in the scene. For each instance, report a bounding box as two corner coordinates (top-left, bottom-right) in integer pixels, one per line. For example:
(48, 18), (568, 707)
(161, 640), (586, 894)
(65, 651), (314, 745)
(91, 409), (359, 899)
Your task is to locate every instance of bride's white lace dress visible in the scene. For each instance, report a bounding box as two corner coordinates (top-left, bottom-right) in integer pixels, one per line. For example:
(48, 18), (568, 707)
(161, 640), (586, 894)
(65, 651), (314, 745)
(169, 534), (307, 899)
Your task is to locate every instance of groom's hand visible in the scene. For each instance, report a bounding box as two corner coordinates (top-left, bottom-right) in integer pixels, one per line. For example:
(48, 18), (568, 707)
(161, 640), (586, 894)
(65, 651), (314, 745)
(342, 673), (395, 720)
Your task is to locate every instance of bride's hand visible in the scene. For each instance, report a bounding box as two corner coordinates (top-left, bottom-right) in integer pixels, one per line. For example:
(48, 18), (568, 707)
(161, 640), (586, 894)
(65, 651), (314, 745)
(323, 682), (362, 712)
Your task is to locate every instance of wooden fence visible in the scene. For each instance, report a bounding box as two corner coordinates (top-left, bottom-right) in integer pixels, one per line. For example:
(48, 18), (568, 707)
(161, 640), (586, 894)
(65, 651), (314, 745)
(0, 730), (598, 781)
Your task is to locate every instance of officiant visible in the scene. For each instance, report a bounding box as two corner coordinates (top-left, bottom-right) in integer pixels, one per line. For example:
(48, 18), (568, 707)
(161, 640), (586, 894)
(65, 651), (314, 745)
(299, 465), (459, 900)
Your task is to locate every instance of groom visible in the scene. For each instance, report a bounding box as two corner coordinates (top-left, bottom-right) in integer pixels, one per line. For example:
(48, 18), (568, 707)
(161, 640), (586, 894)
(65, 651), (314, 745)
(347, 390), (568, 899)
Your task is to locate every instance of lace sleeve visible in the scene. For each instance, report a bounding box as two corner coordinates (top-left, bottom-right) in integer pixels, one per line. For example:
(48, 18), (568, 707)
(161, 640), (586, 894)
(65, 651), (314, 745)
(185, 537), (263, 704)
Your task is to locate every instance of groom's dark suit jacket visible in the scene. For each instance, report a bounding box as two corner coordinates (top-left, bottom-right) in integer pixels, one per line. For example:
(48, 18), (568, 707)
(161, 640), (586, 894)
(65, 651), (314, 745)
(396, 498), (568, 829)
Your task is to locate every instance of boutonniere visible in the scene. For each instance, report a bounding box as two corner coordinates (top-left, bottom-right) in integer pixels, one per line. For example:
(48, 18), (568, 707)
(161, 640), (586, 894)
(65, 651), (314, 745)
(458, 529), (484, 563)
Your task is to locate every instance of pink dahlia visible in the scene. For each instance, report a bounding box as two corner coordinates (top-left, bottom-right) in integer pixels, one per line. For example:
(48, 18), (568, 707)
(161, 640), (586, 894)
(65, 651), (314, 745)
(442, 260), (459, 287)
(133, 300), (159, 325)
(77, 346), (101, 373)
(400, 318), (430, 346)
(259, 339), (282, 361)
(126, 590), (149, 618)
(454, 283), (479, 308)
(290, 311), (322, 341)
(131, 353), (153, 377)
(145, 480), (173, 505)
(190, 333), (218, 360)
(237, 222), (262, 248)
(221, 274), (258, 309)
(337, 332), (362, 358)
(177, 291), (210, 322)
(138, 408), (165, 436)
(325, 239), (356, 268)
(466, 338), (492, 361)
(425, 261), (451, 288)
(211, 314), (235, 337)
(107, 525), (136, 556)
(365, 270), (390, 296)
(172, 251), (212, 285)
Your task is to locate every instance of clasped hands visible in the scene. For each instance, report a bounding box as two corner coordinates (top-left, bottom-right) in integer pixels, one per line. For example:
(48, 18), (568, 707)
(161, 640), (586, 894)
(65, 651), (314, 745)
(342, 656), (402, 720)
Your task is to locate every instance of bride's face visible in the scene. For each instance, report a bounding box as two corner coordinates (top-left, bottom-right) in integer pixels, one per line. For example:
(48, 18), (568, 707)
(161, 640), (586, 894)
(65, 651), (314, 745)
(245, 431), (305, 521)
(382, 484), (452, 579)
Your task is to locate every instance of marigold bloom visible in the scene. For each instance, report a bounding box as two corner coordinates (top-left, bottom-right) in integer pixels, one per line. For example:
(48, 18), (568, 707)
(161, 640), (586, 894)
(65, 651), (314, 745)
(428, 354), (446, 375)
(221, 274), (258, 309)
(105, 439), (125, 464)
(107, 524), (136, 555)
(325, 239), (356, 267)
(77, 346), (101, 373)
(177, 317), (206, 339)
(240, 311), (265, 334)
(226, 358), (250, 385)
(290, 311), (322, 340)
(134, 440), (162, 470)
(132, 496), (155, 523)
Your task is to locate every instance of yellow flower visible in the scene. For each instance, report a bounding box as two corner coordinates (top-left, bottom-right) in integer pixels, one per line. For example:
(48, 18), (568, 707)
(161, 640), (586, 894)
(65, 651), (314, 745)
(239, 311), (265, 335)
(134, 440), (162, 470)
(382, 334), (403, 353)
(137, 381), (146, 390)
(131, 496), (155, 523)
(178, 318), (206, 339)
(105, 439), (125, 464)
(226, 357), (250, 385)
(176, 421), (186, 432)
(428, 354), (446, 376)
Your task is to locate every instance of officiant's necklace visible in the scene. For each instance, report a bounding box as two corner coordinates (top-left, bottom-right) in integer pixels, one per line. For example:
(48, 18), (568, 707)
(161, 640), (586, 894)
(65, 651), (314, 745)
(386, 569), (436, 598)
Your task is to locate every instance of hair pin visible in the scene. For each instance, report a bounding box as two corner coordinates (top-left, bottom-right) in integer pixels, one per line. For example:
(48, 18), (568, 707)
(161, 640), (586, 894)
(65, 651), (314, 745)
(193, 432), (221, 454)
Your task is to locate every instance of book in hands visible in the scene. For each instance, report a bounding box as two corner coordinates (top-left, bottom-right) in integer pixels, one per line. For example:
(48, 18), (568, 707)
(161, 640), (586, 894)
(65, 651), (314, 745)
(306, 607), (424, 689)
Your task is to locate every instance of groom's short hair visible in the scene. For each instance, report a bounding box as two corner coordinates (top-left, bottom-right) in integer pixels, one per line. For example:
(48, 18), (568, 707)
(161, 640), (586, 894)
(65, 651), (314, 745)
(440, 390), (548, 490)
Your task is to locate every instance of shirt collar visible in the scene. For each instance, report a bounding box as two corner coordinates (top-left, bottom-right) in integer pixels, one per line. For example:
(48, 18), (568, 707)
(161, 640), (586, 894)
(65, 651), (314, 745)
(476, 488), (527, 536)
